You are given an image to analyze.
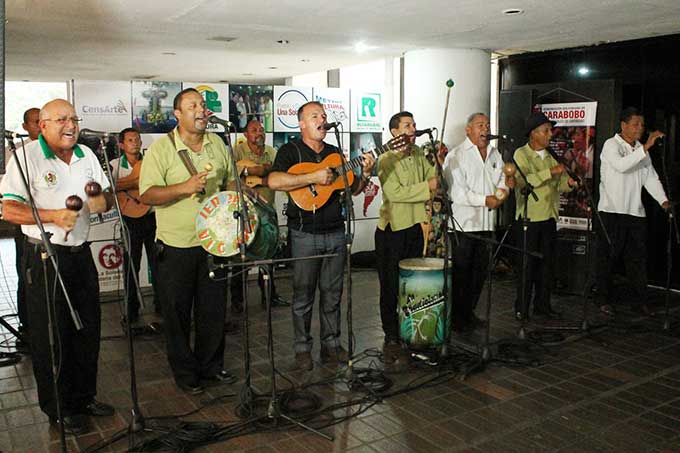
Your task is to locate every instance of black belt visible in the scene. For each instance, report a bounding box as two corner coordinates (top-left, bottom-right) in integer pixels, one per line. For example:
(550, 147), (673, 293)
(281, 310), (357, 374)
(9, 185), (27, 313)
(26, 236), (89, 253)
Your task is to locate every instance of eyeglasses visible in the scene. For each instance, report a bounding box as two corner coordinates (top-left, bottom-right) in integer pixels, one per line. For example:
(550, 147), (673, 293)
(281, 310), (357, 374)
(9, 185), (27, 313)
(43, 117), (83, 126)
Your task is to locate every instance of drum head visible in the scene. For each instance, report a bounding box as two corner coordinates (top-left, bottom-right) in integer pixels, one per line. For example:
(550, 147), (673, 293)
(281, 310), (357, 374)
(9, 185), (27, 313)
(195, 191), (259, 257)
(398, 257), (445, 271)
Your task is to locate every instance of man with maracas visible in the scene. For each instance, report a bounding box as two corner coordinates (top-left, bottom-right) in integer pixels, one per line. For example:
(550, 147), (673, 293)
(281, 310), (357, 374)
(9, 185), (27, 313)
(0, 99), (114, 435)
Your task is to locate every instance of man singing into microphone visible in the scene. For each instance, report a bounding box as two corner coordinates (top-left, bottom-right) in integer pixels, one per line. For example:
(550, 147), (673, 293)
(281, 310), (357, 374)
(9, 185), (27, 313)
(139, 88), (237, 394)
(0, 99), (114, 435)
(230, 119), (289, 315)
(513, 112), (577, 321)
(443, 112), (512, 333)
(596, 107), (669, 316)
(375, 111), (437, 371)
(268, 101), (375, 371)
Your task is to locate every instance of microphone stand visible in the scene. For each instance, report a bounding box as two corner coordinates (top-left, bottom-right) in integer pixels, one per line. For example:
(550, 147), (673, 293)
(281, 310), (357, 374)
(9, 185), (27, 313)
(421, 130), (455, 358)
(331, 125), (358, 384)
(5, 140), (83, 453)
(511, 155), (538, 340)
(658, 139), (680, 331)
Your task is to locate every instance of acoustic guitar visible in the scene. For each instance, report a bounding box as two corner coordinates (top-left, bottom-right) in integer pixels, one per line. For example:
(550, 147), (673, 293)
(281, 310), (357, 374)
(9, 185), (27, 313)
(288, 134), (410, 211)
(116, 161), (150, 218)
(236, 159), (267, 188)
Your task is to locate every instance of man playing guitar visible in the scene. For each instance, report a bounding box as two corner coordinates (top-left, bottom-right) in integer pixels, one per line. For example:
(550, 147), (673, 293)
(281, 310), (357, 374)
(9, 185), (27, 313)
(110, 127), (161, 324)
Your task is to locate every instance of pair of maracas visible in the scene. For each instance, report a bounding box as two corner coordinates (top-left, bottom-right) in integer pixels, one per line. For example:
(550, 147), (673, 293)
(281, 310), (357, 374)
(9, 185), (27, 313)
(493, 162), (517, 202)
(64, 181), (102, 239)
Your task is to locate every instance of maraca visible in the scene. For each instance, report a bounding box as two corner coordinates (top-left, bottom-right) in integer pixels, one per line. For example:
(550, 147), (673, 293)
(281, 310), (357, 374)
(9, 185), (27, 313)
(64, 194), (83, 240)
(495, 188), (508, 201)
(85, 180), (104, 221)
(191, 163), (214, 199)
(503, 162), (517, 177)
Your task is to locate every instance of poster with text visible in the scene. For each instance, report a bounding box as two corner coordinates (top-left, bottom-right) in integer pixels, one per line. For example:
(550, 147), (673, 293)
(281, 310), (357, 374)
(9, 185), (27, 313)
(74, 80), (132, 132)
(314, 87), (350, 131)
(539, 101), (598, 230)
(350, 132), (383, 218)
(229, 84), (274, 132)
(131, 81), (181, 133)
(274, 86), (313, 133)
(184, 82), (230, 133)
(351, 91), (382, 132)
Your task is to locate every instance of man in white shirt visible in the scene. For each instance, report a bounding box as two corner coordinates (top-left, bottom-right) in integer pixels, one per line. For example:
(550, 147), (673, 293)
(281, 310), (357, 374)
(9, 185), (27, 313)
(0, 99), (115, 435)
(443, 113), (511, 332)
(3, 107), (40, 345)
(597, 107), (669, 316)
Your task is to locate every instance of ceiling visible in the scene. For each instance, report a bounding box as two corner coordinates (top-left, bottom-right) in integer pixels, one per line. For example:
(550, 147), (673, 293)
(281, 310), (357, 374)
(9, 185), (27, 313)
(5, 0), (680, 83)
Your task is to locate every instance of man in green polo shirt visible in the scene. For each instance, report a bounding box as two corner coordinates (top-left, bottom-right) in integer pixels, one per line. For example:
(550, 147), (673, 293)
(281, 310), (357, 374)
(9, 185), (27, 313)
(139, 88), (237, 394)
(375, 111), (438, 371)
(513, 111), (577, 321)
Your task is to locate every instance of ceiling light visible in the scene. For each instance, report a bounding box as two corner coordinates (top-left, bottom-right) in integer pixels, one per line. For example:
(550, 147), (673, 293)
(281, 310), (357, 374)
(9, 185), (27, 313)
(577, 66), (590, 75)
(132, 75), (157, 80)
(502, 8), (524, 16)
(277, 39), (289, 44)
(241, 73), (253, 76)
(354, 42), (370, 53)
(208, 36), (237, 42)
(162, 52), (176, 56)
(268, 66), (278, 70)
(301, 59), (310, 63)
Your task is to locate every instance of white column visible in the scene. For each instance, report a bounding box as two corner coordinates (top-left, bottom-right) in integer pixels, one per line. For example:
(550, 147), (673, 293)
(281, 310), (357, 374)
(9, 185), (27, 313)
(403, 49), (491, 148)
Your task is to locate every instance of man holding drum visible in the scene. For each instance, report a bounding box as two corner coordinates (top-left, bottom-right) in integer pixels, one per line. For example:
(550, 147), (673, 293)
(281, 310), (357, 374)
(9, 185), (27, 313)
(375, 111), (438, 370)
(268, 101), (375, 371)
(139, 88), (237, 394)
(443, 113), (512, 334)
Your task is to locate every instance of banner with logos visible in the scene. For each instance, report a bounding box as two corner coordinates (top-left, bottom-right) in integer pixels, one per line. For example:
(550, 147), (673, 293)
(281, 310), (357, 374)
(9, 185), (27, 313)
(74, 81), (132, 131)
(538, 101), (598, 230)
(184, 82), (230, 133)
(273, 86), (312, 132)
(351, 91), (382, 132)
(131, 81), (181, 133)
(314, 88), (350, 131)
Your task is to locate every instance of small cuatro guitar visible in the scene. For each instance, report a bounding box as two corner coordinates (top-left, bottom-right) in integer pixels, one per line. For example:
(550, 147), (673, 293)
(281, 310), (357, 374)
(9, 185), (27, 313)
(116, 161), (150, 218)
(288, 134), (410, 211)
(236, 159), (267, 188)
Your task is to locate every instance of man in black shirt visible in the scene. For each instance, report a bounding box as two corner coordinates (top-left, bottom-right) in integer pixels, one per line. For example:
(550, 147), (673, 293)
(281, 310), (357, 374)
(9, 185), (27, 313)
(269, 101), (375, 371)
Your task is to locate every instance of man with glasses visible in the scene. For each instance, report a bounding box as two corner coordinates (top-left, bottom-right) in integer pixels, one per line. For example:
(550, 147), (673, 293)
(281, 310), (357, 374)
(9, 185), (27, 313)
(0, 99), (115, 435)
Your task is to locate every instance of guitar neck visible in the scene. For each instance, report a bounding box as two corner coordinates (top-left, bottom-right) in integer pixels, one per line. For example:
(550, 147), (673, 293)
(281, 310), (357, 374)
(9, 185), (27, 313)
(332, 142), (392, 175)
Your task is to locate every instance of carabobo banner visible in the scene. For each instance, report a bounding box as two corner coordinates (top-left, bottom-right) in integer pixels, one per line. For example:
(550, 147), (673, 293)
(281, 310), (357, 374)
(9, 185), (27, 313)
(538, 101), (598, 230)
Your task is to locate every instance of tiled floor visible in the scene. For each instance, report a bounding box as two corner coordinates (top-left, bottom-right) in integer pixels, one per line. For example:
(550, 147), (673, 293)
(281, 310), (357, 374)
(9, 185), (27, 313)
(1, 237), (680, 452)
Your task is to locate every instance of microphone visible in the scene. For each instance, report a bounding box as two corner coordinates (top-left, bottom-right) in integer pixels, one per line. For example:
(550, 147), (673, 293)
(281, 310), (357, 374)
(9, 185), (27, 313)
(415, 128), (434, 137)
(322, 122), (340, 130)
(207, 116), (234, 129)
(79, 128), (113, 139)
(485, 134), (513, 142)
(4, 131), (29, 140)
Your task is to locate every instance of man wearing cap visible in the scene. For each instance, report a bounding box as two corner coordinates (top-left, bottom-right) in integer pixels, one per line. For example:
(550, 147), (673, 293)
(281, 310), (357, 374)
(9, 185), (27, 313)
(596, 107), (669, 316)
(0, 99), (114, 435)
(513, 112), (577, 321)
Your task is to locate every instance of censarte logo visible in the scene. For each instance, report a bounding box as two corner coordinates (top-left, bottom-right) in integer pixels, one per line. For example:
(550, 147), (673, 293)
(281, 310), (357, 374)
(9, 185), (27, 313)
(81, 100), (128, 114)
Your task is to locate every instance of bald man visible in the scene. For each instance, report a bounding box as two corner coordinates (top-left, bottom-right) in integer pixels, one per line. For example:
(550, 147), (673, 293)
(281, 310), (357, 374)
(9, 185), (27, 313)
(0, 99), (115, 435)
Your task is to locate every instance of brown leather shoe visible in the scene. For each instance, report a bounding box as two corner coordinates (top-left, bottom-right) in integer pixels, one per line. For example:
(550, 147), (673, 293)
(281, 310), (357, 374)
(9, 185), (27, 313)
(294, 351), (313, 371)
(320, 345), (349, 364)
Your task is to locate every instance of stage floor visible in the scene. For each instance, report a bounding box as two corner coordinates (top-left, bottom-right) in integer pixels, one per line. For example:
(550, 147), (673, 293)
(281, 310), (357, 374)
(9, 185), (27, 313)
(1, 238), (680, 452)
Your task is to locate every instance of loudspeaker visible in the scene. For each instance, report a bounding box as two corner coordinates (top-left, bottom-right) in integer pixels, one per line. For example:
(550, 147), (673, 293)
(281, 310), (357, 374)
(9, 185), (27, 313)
(554, 228), (597, 295)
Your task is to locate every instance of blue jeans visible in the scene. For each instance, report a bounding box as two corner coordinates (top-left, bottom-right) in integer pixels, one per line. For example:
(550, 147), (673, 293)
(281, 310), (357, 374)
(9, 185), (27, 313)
(290, 228), (347, 353)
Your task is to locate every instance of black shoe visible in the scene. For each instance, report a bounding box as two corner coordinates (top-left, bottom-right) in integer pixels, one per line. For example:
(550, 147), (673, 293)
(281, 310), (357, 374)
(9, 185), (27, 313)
(176, 381), (204, 395)
(202, 370), (237, 385)
(534, 308), (561, 320)
(515, 311), (528, 322)
(631, 303), (655, 317)
(469, 315), (487, 329)
(271, 295), (290, 307)
(231, 301), (244, 315)
(50, 414), (90, 435)
(294, 351), (313, 371)
(224, 319), (241, 334)
(82, 399), (114, 417)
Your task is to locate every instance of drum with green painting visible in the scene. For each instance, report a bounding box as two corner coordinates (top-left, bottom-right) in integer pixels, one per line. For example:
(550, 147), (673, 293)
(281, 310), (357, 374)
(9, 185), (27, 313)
(398, 258), (451, 347)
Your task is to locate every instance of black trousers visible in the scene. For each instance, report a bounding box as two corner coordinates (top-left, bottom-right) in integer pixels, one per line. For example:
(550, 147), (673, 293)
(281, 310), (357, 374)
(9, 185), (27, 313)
(24, 242), (101, 419)
(451, 231), (492, 329)
(515, 218), (556, 314)
(596, 212), (647, 306)
(230, 264), (279, 306)
(122, 213), (160, 319)
(375, 224), (424, 342)
(14, 231), (28, 330)
(157, 243), (227, 385)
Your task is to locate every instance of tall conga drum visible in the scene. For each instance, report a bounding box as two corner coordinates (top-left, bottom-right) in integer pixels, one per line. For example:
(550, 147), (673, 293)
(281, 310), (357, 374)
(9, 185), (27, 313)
(398, 258), (451, 347)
